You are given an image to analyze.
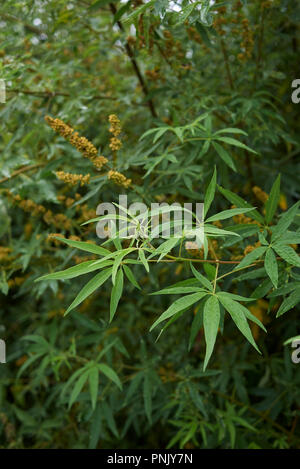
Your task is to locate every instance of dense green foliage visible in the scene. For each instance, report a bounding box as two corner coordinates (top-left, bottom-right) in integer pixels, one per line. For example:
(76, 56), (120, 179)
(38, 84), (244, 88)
(0, 0), (300, 449)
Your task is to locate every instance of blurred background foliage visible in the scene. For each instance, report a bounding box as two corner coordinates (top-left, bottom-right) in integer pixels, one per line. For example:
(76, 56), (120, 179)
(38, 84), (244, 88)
(0, 0), (300, 449)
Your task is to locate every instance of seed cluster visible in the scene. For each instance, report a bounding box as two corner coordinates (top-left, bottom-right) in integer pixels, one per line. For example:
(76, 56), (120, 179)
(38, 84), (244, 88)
(163, 30), (184, 62)
(6, 191), (72, 230)
(237, 18), (254, 62)
(46, 114), (131, 191)
(108, 170), (131, 189)
(0, 246), (12, 262)
(243, 240), (261, 255)
(232, 205), (259, 225)
(145, 68), (163, 82)
(93, 155), (108, 170)
(45, 115), (99, 164)
(108, 114), (122, 152)
(213, 2), (254, 62)
(56, 171), (90, 186)
(252, 186), (269, 204)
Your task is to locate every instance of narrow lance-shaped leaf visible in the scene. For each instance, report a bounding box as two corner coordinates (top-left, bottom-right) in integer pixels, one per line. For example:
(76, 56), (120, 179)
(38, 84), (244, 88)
(276, 289), (300, 318)
(123, 264), (141, 290)
(98, 363), (122, 390)
(264, 248), (278, 288)
(203, 295), (220, 370)
(218, 295), (261, 353)
(52, 237), (111, 256)
(150, 291), (207, 331)
(212, 142), (236, 172)
(191, 263), (213, 291)
(110, 268), (124, 322)
(205, 207), (255, 223)
(215, 136), (257, 154)
(272, 243), (300, 267)
(65, 268), (112, 315)
(265, 174), (280, 224)
(89, 367), (99, 411)
(234, 246), (267, 270)
(68, 369), (90, 409)
(35, 260), (113, 282)
(217, 185), (264, 224)
(143, 373), (152, 423)
(139, 248), (149, 272)
(204, 167), (216, 218)
(271, 200), (300, 241)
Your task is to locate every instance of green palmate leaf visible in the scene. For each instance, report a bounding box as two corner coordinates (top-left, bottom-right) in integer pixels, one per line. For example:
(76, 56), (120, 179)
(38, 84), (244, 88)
(218, 295), (260, 353)
(264, 248), (278, 288)
(36, 260), (113, 282)
(217, 185), (264, 224)
(150, 291), (207, 331)
(215, 136), (257, 154)
(212, 142), (236, 171)
(272, 243), (300, 267)
(276, 288), (300, 318)
(190, 263), (213, 291)
(265, 174), (280, 224)
(89, 367), (99, 411)
(203, 295), (220, 370)
(97, 363), (122, 390)
(271, 201), (300, 241)
(205, 207), (255, 223)
(204, 167), (216, 217)
(110, 268), (124, 322)
(65, 268), (112, 315)
(68, 369), (90, 409)
(234, 246), (267, 270)
(53, 237), (111, 256)
(123, 264), (141, 290)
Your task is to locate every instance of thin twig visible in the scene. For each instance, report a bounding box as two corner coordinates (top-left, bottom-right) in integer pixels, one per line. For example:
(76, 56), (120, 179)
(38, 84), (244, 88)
(0, 164), (44, 184)
(109, 3), (157, 118)
(220, 39), (234, 90)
